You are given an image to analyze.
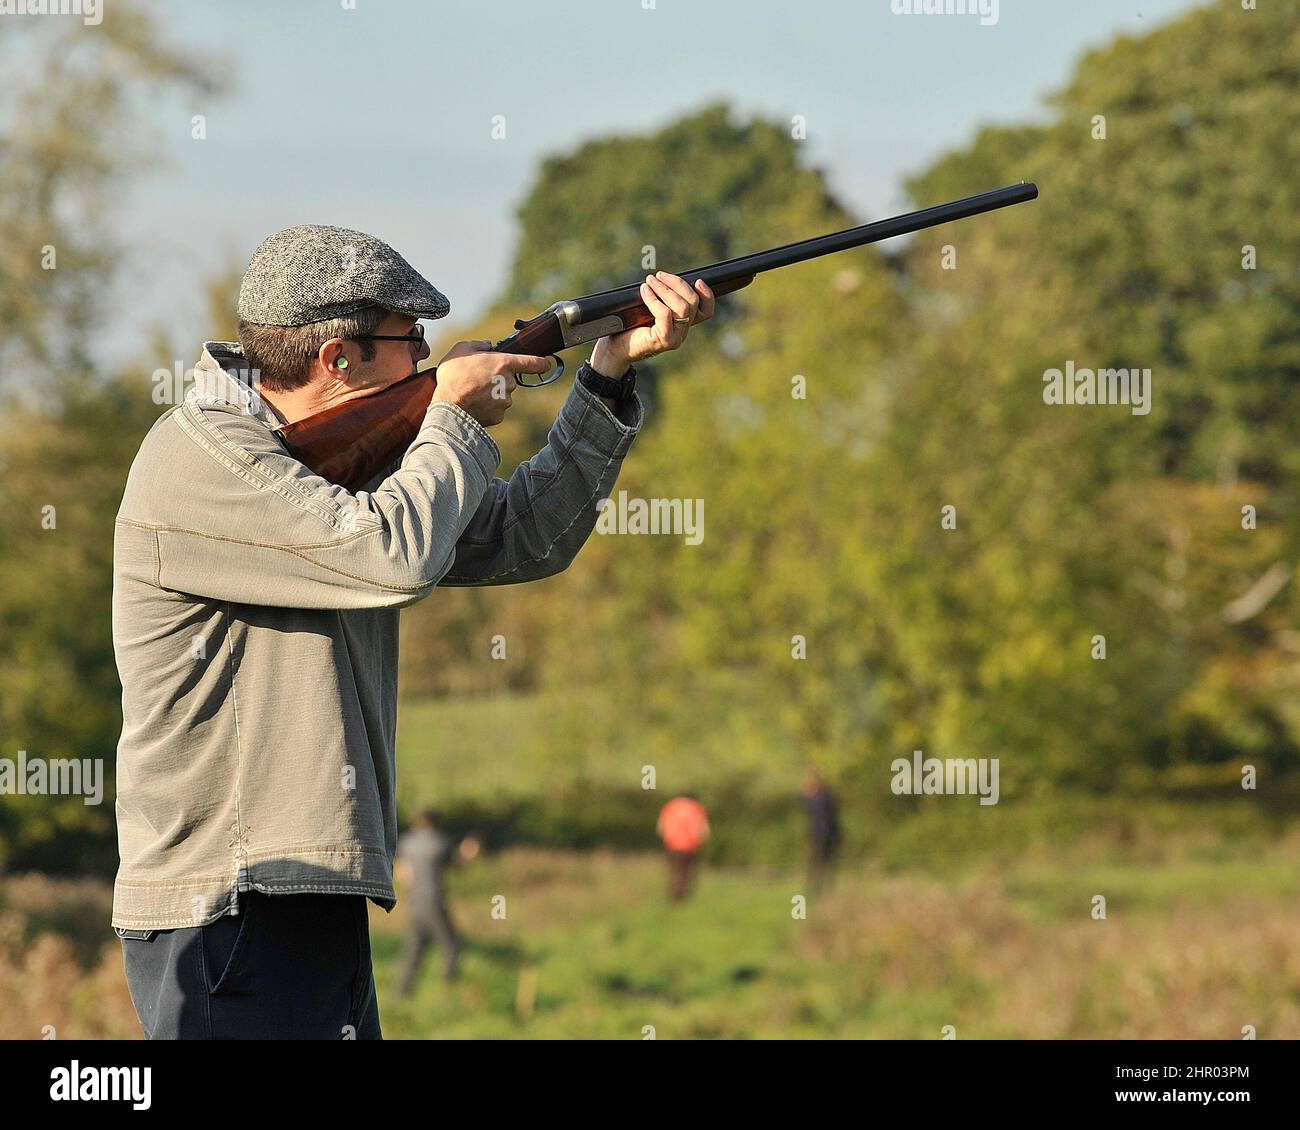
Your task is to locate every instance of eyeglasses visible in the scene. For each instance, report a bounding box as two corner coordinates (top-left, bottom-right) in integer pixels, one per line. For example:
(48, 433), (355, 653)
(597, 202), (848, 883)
(353, 324), (425, 347)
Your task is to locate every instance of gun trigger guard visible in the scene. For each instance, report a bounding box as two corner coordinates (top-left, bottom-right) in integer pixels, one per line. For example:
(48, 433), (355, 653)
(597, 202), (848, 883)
(517, 354), (564, 389)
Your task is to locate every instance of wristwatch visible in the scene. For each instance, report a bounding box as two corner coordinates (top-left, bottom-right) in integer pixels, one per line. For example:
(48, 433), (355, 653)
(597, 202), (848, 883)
(577, 360), (637, 405)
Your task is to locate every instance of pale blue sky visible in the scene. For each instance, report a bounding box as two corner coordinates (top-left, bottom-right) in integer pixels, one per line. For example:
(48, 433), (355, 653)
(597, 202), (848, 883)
(109, 0), (1204, 365)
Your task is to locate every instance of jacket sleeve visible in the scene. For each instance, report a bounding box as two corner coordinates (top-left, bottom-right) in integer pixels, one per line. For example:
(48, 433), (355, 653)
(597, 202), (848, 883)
(439, 379), (644, 586)
(117, 396), (506, 611)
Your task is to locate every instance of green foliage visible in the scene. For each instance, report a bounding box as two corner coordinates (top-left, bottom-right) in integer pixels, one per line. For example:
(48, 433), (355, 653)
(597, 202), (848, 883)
(520, 0), (1300, 803)
(883, 0), (1300, 785)
(503, 101), (842, 310)
(0, 6), (218, 384)
(0, 375), (172, 871)
(3, 0), (1297, 874)
(0, 4), (213, 870)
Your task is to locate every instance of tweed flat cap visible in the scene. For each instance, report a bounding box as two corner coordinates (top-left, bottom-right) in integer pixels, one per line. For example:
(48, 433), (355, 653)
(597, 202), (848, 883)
(238, 224), (450, 326)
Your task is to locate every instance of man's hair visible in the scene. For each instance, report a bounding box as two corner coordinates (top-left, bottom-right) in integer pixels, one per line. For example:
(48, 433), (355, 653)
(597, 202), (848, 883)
(237, 304), (388, 392)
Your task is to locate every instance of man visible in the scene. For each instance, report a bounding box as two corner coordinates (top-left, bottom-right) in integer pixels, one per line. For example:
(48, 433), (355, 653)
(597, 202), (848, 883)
(656, 794), (710, 903)
(111, 224), (714, 1039)
(800, 766), (841, 894)
(395, 809), (467, 993)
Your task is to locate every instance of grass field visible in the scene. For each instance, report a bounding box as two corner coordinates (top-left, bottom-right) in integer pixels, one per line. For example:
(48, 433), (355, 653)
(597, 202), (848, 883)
(4, 695), (1295, 1039)
(372, 842), (1300, 1039)
(5, 834), (1298, 1040)
(2, 689), (1294, 1039)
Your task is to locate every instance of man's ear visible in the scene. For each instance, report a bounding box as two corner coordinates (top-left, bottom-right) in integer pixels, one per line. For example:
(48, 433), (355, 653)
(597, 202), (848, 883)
(319, 337), (349, 374)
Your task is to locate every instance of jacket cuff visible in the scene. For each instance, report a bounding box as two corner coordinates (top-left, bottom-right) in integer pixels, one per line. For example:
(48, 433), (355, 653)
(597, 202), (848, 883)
(565, 375), (645, 450)
(424, 400), (503, 480)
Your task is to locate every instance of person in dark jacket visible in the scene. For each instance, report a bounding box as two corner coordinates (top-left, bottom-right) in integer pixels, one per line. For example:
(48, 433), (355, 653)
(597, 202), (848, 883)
(800, 767), (841, 894)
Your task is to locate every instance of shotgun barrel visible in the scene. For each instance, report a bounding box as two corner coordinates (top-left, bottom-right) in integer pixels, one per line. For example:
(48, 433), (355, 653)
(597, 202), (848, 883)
(575, 181), (1038, 321)
(493, 181), (1039, 378)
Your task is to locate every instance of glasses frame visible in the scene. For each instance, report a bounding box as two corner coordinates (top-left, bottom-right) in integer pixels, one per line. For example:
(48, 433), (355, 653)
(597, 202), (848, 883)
(352, 324), (426, 347)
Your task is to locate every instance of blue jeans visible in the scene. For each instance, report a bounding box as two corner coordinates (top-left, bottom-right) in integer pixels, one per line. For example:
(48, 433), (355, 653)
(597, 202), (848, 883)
(118, 891), (382, 1039)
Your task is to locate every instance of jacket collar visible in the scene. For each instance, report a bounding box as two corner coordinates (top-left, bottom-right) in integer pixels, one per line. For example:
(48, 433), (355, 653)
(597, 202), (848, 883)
(189, 341), (287, 429)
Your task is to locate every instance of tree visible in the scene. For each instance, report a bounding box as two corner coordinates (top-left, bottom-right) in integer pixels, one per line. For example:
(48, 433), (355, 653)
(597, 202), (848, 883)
(0, 6), (215, 872)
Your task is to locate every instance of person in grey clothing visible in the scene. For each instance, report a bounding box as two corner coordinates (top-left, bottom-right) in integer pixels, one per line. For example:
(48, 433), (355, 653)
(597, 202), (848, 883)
(396, 809), (466, 992)
(112, 224), (715, 1038)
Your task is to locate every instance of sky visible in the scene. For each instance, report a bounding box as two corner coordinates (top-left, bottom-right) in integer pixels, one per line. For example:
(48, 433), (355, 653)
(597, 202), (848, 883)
(101, 0), (1205, 366)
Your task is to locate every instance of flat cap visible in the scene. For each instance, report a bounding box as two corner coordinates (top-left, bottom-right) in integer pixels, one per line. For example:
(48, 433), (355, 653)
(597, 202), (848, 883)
(238, 224), (450, 326)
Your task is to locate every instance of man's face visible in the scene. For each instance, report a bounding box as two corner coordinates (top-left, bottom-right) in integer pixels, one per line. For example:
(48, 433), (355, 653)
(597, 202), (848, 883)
(347, 309), (432, 390)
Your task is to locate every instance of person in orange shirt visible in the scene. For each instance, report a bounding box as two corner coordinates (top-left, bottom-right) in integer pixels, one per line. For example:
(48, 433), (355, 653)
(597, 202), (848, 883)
(656, 795), (711, 903)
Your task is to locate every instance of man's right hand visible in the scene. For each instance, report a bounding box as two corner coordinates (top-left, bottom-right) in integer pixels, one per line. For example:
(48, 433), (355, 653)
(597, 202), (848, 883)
(432, 340), (551, 427)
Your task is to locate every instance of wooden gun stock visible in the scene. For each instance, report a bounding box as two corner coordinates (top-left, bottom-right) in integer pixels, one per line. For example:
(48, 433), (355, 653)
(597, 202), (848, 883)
(277, 371), (437, 491)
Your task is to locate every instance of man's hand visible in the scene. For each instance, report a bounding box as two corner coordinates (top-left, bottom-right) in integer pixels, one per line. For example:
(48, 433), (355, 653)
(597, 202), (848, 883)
(589, 272), (717, 376)
(433, 340), (551, 427)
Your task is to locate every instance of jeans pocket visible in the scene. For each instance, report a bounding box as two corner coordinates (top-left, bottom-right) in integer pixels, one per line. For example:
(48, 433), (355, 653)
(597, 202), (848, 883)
(201, 899), (257, 996)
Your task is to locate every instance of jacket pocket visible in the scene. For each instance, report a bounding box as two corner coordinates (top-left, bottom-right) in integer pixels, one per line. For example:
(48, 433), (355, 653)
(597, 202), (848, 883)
(201, 900), (257, 995)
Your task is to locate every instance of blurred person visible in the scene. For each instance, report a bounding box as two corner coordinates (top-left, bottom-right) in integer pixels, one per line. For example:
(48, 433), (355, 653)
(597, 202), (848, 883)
(395, 809), (472, 993)
(110, 224), (714, 1039)
(801, 767), (841, 894)
(656, 794), (711, 902)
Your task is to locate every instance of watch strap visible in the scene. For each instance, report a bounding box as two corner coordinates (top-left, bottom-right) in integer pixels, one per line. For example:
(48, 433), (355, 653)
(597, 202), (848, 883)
(577, 360), (636, 403)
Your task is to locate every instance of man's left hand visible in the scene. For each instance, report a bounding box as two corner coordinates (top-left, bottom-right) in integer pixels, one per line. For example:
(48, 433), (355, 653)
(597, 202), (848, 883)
(589, 272), (716, 376)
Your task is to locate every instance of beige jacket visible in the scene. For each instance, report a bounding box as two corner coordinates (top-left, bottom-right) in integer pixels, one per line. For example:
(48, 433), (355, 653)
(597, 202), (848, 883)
(111, 343), (642, 928)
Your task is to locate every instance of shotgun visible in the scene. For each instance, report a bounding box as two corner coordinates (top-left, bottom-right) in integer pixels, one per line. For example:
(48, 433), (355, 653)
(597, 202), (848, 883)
(279, 182), (1038, 490)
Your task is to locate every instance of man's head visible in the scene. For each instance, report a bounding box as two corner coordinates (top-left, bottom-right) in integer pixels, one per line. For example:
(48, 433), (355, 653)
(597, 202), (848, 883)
(414, 808), (443, 831)
(236, 224), (446, 393)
